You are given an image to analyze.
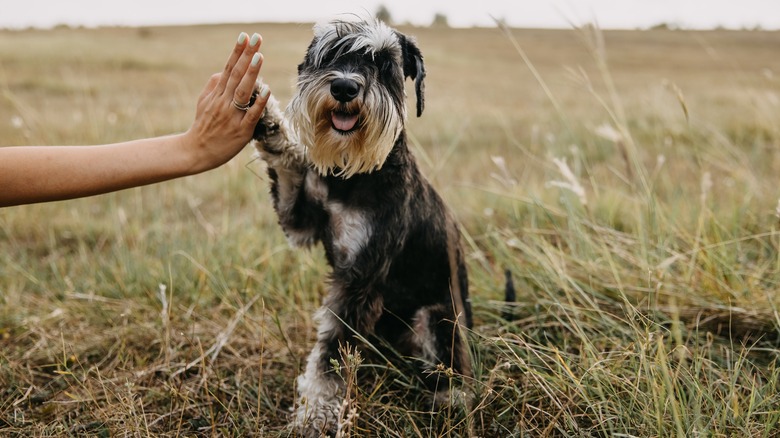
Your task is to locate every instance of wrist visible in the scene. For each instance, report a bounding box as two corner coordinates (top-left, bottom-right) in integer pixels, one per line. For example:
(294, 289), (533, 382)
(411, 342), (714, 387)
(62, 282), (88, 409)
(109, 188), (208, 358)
(178, 130), (215, 175)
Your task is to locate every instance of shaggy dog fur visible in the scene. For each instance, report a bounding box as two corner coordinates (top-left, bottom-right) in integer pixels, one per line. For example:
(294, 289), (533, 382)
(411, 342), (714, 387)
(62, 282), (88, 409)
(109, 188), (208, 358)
(251, 18), (471, 436)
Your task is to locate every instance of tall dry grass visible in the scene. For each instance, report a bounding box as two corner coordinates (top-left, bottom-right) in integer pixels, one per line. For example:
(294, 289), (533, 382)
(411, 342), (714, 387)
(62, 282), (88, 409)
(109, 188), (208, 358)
(2, 22), (780, 436)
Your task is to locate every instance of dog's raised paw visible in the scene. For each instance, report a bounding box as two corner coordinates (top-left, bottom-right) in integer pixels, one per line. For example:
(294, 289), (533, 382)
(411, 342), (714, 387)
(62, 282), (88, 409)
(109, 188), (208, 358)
(252, 94), (285, 149)
(251, 92), (306, 168)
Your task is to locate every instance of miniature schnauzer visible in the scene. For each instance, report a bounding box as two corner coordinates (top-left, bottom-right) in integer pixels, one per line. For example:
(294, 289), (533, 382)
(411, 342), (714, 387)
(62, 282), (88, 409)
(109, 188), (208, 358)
(251, 18), (472, 436)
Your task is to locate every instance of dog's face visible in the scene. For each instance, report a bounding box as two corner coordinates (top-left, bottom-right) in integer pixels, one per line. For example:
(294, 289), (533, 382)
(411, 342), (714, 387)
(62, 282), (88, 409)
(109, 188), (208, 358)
(289, 18), (425, 177)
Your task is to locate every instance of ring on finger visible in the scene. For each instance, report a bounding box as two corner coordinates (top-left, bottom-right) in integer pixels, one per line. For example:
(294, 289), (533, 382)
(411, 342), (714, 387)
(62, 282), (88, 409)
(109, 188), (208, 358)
(232, 98), (252, 111)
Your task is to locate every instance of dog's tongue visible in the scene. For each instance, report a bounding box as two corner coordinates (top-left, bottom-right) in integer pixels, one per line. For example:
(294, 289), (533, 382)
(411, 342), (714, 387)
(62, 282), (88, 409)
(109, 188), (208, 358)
(332, 112), (358, 131)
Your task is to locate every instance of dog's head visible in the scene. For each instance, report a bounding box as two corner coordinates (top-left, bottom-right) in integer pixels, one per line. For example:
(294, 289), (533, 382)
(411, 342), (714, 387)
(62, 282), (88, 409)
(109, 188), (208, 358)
(288, 18), (426, 178)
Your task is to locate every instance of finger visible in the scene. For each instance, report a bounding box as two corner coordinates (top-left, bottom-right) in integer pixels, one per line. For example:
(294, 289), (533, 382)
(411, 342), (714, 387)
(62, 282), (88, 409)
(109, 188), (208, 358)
(224, 33), (262, 98)
(196, 73), (222, 106)
(216, 32), (249, 94)
(243, 83), (270, 127)
(233, 52), (264, 110)
(204, 73), (221, 95)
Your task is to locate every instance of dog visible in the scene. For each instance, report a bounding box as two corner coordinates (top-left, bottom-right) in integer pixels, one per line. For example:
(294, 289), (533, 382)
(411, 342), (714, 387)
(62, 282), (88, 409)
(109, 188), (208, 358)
(251, 17), (472, 436)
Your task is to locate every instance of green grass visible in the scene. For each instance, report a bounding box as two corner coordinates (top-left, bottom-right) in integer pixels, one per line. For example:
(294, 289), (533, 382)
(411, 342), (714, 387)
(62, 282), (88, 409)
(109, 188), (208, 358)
(2, 23), (780, 436)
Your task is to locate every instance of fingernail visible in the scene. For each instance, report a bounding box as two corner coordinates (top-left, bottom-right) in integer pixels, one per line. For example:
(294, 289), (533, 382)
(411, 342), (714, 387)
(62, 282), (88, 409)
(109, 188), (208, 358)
(249, 33), (260, 47)
(251, 52), (261, 67)
(237, 32), (248, 44)
(260, 85), (270, 98)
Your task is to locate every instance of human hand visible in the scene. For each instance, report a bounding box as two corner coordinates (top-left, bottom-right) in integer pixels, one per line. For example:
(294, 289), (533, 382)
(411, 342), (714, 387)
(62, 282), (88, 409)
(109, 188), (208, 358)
(0, 32), (273, 206)
(182, 32), (271, 173)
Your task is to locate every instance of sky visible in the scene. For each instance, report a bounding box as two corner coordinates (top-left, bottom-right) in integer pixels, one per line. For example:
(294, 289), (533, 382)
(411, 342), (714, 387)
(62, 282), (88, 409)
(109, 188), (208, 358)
(1, 0), (779, 30)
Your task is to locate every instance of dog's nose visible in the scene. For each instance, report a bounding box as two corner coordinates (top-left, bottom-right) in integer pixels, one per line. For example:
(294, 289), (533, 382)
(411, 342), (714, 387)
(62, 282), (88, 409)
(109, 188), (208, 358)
(330, 78), (360, 102)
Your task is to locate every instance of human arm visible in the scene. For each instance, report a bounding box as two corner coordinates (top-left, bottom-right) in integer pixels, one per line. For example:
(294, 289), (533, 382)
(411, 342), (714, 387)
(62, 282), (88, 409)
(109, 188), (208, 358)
(0, 32), (270, 208)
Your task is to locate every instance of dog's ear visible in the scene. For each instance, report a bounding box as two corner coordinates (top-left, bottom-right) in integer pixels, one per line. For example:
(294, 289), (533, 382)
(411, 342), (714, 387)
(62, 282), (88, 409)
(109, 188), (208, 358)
(396, 32), (425, 117)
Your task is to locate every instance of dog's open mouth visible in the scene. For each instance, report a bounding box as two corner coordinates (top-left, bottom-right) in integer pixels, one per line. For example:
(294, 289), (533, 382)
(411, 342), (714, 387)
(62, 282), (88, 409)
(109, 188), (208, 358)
(331, 110), (359, 134)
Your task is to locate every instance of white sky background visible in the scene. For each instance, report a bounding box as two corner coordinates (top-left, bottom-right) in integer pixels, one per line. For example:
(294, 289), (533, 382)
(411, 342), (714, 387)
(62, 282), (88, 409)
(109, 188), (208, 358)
(1, 0), (779, 30)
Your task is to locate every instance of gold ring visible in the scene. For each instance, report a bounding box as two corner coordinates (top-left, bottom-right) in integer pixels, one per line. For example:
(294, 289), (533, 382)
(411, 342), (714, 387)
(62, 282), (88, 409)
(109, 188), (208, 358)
(232, 98), (251, 111)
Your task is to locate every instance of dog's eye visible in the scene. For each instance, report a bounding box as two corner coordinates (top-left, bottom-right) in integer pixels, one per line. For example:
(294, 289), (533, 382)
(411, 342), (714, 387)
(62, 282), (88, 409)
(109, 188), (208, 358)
(373, 53), (397, 76)
(373, 51), (390, 65)
(320, 51), (338, 67)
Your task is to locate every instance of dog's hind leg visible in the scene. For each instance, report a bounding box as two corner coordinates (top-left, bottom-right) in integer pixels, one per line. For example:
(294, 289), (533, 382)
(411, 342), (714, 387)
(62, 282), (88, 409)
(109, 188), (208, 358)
(411, 304), (471, 406)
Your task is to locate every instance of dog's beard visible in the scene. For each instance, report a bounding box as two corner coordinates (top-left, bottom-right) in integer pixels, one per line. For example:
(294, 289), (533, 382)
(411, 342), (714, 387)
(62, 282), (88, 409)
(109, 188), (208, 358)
(290, 74), (403, 178)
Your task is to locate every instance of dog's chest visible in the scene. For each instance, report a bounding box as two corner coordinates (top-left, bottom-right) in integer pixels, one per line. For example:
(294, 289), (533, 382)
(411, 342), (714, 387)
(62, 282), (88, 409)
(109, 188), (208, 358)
(305, 172), (373, 266)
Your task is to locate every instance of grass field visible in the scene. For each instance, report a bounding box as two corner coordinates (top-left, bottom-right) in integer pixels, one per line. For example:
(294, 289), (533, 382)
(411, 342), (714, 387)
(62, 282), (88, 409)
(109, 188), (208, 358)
(2, 22), (780, 436)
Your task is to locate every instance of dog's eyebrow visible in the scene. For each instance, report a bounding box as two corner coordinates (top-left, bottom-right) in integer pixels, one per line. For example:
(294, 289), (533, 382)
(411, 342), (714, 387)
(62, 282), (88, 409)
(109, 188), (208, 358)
(311, 19), (399, 67)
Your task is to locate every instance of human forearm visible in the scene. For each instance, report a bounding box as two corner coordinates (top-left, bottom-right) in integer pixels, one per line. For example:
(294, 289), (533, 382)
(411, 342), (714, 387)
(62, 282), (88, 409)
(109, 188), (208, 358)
(0, 134), (197, 206)
(0, 31), (270, 208)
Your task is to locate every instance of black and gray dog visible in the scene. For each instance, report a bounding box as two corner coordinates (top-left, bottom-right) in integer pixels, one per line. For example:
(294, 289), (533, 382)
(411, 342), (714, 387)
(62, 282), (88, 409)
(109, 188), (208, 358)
(251, 17), (471, 435)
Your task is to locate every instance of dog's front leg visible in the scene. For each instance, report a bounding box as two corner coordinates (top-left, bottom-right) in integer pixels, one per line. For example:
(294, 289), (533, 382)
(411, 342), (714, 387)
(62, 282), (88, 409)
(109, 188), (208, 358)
(253, 95), (325, 248)
(293, 306), (347, 437)
(294, 283), (384, 436)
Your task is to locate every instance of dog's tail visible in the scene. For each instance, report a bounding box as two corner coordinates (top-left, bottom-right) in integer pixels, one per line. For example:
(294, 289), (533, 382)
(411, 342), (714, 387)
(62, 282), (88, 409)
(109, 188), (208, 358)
(502, 269), (516, 322)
